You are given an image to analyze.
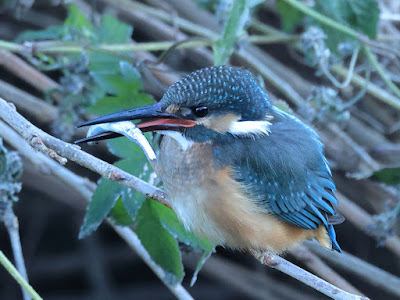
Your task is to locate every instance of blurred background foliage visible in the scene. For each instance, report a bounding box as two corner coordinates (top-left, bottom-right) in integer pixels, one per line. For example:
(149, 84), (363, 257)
(0, 0), (400, 299)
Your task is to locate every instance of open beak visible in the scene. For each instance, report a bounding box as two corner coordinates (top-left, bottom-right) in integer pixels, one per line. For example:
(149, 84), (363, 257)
(75, 103), (196, 144)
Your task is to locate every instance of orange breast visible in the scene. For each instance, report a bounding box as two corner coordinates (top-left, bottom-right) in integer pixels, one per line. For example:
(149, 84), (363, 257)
(158, 136), (330, 253)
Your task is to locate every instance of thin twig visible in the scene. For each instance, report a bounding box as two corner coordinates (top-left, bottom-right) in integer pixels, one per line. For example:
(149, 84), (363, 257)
(112, 225), (194, 300)
(252, 252), (367, 300)
(0, 50), (61, 100)
(364, 46), (400, 98)
(0, 251), (42, 300)
(0, 97), (168, 206)
(336, 192), (400, 258)
(0, 79), (58, 123)
(3, 207), (31, 300)
(306, 241), (400, 298)
(0, 39), (212, 54)
(0, 120), (191, 300)
(289, 245), (363, 295)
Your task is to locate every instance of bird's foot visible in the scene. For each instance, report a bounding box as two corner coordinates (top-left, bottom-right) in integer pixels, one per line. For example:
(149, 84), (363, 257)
(250, 250), (278, 267)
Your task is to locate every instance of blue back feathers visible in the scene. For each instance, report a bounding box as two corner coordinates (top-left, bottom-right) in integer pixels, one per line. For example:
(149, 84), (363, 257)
(213, 107), (342, 251)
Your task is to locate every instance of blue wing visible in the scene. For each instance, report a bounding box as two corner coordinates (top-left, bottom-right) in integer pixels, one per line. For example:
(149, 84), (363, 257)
(214, 108), (342, 251)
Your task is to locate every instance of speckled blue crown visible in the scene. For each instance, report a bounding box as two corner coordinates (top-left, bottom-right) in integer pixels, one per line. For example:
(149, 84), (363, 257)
(161, 66), (271, 121)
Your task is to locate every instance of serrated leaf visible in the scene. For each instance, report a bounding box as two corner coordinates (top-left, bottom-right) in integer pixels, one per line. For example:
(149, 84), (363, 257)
(110, 196), (134, 226)
(213, 0), (263, 65)
(312, 0), (379, 52)
(99, 15), (133, 44)
(79, 178), (122, 238)
(136, 199), (184, 284)
(277, 0), (304, 32)
(372, 167), (400, 185)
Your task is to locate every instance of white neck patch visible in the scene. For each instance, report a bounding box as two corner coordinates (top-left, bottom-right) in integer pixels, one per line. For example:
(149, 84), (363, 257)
(228, 120), (272, 138)
(160, 131), (194, 151)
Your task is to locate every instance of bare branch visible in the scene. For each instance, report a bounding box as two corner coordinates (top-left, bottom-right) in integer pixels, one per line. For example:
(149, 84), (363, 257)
(289, 245), (363, 295)
(306, 241), (400, 298)
(3, 206), (31, 300)
(252, 251), (368, 300)
(0, 79), (58, 123)
(0, 119), (192, 300)
(0, 97), (168, 207)
(0, 50), (61, 99)
(336, 192), (400, 258)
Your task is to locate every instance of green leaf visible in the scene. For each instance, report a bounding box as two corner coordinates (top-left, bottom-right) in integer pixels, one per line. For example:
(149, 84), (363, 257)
(98, 15), (133, 44)
(63, 4), (95, 41)
(190, 250), (212, 286)
(120, 187), (146, 222)
(213, 0), (263, 65)
(79, 156), (149, 238)
(120, 61), (142, 91)
(153, 200), (214, 251)
(86, 96), (134, 115)
(136, 199), (184, 284)
(109, 196), (134, 226)
(79, 178), (122, 238)
(88, 52), (122, 73)
(90, 63), (144, 96)
(90, 72), (133, 96)
(149, 200), (214, 285)
(372, 167), (400, 185)
(213, 0), (247, 66)
(312, 0), (379, 52)
(15, 25), (63, 43)
(277, 0), (304, 32)
(106, 137), (143, 159)
(114, 158), (149, 220)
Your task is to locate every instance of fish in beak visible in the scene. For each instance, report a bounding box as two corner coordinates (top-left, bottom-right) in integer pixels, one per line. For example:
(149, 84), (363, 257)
(75, 103), (196, 144)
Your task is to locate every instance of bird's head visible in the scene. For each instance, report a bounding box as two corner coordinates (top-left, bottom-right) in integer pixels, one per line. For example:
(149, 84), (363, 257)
(77, 66), (272, 146)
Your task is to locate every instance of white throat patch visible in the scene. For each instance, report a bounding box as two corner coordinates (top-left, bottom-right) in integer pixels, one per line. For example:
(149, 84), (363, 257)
(228, 120), (272, 138)
(160, 131), (194, 151)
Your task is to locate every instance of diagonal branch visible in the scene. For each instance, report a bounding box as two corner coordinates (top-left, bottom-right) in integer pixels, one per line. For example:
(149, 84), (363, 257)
(253, 252), (367, 300)
(0, 97), (168, 207)
(0, 97), (367, 299)
(0, 119), (192, 300)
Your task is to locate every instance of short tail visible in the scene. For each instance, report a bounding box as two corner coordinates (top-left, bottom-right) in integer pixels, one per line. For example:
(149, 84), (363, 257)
(328, 225), (341, 252)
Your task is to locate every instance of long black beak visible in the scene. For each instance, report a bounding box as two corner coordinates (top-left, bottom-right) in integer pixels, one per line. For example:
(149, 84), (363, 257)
(77, 103), (174, 128)
(75, 103), (196, 144)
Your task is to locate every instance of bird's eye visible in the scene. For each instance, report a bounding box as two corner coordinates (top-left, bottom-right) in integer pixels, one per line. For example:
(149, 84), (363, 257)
(192, 106), (209, 118)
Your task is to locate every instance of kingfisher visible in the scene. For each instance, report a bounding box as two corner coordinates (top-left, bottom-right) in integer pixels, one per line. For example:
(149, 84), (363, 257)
(77, 66), (343, 254)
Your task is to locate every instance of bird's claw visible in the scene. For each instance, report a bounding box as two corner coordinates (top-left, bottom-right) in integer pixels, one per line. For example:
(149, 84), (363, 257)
(251, 250), (278, 266)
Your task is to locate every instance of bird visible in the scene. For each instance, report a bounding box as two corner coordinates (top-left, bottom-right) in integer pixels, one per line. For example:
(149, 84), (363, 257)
(77, 66), (343, 254)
